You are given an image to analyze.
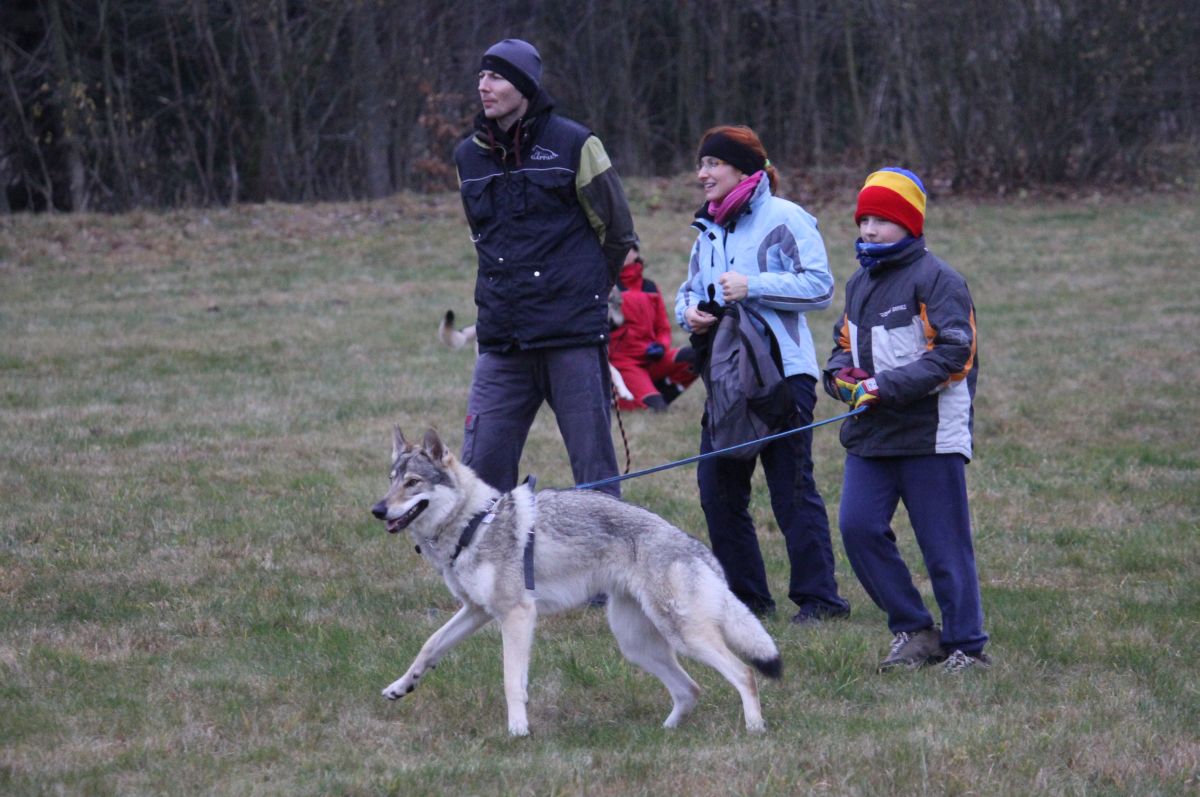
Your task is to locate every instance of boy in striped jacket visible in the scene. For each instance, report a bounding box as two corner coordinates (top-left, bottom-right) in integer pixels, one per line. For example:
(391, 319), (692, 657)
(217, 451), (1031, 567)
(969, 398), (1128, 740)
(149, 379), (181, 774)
(825, 167), (990, 673)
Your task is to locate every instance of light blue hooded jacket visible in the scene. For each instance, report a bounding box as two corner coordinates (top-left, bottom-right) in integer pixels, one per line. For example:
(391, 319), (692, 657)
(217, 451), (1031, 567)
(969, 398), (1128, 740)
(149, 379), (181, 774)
(674, 175), (834, 378)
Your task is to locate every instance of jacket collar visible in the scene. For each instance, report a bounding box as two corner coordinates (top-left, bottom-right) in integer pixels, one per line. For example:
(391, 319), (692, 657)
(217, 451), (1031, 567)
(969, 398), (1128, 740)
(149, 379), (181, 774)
(472, 88), (555, 163)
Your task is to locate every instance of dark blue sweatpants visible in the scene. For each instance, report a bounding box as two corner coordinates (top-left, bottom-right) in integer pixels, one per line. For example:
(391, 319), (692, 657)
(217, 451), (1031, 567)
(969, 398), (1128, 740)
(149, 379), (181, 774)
(839, 452), (988, 654)
(462, 346), (620, 497)
(697, 375), (849, 616)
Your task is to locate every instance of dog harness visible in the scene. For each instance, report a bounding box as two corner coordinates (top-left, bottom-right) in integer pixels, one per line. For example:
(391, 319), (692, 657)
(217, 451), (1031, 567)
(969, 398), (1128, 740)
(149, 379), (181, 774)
(521, 476), (537, 591)
(450, 498), (498, 564)
(450, 476), (537, 591)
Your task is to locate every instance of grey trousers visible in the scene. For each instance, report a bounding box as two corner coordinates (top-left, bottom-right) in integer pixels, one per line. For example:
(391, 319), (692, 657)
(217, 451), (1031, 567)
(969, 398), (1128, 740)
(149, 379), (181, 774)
(462, 346), (620, 497)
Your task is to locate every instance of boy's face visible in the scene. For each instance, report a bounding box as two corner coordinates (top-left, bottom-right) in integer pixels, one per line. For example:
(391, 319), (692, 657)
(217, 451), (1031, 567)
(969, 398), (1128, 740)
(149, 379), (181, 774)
(858, 215), (910, 244)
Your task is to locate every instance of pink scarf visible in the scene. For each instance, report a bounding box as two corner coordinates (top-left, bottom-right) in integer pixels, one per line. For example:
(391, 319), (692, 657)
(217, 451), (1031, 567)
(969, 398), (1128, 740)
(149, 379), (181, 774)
(708, 171), (764, 227)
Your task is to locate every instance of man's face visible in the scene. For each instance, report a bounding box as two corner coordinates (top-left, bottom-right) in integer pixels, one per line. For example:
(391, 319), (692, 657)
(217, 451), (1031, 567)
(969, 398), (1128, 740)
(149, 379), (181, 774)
(478, 70), (528, 130)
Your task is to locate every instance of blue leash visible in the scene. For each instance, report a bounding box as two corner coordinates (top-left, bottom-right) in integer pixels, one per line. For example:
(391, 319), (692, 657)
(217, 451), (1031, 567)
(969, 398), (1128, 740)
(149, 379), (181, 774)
(574, 405), (869, 492)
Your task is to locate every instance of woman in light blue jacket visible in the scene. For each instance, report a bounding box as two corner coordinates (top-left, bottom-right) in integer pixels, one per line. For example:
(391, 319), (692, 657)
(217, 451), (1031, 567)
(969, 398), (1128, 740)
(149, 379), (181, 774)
(675, 125), (850, 623)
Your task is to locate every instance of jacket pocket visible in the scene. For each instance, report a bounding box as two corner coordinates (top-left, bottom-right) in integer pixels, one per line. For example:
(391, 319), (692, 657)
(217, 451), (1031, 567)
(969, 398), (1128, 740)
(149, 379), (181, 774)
(512, 257), (609, 344)
(521, 168), (576, 215)
(461, 177), (495, 225)
(876, 317), (924, 369)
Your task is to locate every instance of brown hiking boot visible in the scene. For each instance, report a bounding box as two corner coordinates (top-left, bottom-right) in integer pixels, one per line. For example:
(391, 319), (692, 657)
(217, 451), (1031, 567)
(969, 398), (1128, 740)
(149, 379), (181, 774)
(878, 626), (944, 672)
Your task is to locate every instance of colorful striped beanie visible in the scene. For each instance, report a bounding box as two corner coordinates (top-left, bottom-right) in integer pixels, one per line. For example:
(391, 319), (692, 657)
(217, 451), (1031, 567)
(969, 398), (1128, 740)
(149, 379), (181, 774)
(855, 167), (927, 237)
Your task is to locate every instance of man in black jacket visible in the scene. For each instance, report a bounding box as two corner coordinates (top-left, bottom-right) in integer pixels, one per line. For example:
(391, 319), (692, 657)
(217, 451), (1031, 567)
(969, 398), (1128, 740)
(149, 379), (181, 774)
(455, 39), (637, 496)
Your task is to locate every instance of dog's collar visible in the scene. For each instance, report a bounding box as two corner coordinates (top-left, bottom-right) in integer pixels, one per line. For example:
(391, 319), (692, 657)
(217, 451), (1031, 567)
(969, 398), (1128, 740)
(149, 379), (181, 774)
(450, 497), (499, 563)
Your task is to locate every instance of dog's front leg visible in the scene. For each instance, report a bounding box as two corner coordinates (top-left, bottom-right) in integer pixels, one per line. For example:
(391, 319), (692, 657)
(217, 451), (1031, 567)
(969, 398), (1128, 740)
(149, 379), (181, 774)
(382, 603), (491, 701)
(498, 600), (538, 736)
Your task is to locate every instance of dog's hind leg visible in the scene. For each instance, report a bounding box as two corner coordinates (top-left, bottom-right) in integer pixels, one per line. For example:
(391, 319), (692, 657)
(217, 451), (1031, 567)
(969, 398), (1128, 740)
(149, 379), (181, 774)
(499, 600), (538, 736)
(382, 604), (491, 701)
(607, 592), (701, 728)
(681, 630), (766, 733)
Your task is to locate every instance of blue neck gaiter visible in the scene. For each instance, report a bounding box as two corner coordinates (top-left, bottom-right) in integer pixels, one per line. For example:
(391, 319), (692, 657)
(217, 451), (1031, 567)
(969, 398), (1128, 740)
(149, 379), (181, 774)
(855, 236), (917, 271)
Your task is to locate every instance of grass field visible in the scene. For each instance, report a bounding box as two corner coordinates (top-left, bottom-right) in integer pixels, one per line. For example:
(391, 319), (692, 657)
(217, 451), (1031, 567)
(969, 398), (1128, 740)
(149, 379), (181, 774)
(1, 180), (1197, 796)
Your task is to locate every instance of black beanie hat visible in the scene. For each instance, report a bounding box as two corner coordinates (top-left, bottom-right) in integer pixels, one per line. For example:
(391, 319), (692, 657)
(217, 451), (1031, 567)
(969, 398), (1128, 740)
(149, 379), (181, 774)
(697, 132), (767, 178)
(480, 39), (542, 99)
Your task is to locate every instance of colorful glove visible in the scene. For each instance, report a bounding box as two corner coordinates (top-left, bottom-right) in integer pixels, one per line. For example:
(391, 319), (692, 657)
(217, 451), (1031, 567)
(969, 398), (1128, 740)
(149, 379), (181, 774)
(645, 342), (665, 361)
(850, 377), (881, 410)
(832, 367), (870, 404)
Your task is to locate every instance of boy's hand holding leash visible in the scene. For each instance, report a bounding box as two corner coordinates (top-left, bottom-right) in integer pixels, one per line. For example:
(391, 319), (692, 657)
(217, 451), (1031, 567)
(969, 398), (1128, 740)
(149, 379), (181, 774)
(832, 367), (869, 402)
(849, 378), (880, 409)
(832, 366), (881, 410)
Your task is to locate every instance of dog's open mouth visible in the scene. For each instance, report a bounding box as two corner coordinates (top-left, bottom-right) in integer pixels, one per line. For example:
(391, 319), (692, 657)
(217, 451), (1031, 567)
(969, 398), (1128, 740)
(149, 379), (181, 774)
(386, 500), (429, 534)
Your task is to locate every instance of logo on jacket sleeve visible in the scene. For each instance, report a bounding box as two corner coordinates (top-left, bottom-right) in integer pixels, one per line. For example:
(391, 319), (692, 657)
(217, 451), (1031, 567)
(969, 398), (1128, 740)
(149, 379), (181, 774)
(530, 145), (559, 161)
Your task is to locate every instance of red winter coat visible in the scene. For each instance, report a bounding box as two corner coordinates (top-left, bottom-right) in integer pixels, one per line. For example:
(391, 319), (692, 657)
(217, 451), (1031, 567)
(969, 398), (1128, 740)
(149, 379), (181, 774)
(610, 260), (697, 408)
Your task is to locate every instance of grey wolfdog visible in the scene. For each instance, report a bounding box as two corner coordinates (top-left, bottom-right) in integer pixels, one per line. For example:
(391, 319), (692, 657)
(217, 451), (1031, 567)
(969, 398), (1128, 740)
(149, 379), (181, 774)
(371, 427), (782, 735)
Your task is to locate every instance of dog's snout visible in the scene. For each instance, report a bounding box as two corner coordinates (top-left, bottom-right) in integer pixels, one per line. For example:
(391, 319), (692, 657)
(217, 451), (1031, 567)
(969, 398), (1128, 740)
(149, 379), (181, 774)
(371, 500), (388, 520)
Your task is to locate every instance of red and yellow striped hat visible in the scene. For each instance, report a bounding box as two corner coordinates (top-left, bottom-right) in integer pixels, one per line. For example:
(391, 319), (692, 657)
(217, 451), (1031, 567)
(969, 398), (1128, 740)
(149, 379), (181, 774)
(855, 167), (927, 237)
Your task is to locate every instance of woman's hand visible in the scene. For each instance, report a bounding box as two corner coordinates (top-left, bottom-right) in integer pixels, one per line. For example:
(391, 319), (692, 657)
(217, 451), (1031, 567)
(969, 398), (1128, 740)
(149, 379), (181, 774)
(718, 271), (749, 302)
(684, 305), (718, 334)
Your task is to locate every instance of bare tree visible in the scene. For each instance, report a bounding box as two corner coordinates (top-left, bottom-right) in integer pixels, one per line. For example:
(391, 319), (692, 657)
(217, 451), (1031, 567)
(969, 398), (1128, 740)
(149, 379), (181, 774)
(0, 0), (1195, 211)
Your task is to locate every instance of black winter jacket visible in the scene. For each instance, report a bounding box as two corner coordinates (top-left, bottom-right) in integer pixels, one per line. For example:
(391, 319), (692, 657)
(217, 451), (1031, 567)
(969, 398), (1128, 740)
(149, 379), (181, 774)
(454, 91), (636, 352)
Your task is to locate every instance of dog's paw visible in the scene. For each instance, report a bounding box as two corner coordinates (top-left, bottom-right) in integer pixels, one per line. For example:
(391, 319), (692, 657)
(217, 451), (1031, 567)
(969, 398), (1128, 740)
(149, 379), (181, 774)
(381, 677), (415, 701)
(507, 720), (530, 737)
(745, 718), (767, 734)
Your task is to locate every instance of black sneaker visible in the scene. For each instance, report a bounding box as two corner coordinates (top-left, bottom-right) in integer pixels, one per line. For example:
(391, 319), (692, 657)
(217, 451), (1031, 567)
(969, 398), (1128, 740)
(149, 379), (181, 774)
(878, 626), (944, 672)
(942, 649), (992, 673)
(790, 602), (851, 625)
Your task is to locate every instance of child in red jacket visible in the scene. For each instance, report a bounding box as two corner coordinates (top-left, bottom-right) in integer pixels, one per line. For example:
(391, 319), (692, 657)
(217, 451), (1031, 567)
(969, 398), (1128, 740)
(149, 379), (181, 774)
(609, 245), (697, 411)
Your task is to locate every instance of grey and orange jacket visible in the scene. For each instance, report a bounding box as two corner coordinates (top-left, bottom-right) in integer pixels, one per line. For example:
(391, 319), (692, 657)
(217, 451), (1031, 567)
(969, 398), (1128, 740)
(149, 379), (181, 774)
(454, 89), (636, 352)
(824, 237), (978, 460)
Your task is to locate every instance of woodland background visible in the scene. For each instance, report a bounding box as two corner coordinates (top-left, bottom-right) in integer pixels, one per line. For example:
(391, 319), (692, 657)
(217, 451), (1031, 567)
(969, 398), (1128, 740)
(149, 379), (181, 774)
(3, 0), (1199, 213)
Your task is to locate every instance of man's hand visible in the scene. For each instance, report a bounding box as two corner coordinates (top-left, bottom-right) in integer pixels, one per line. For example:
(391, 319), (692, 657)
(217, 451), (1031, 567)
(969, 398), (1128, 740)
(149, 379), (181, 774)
(718, 271), (749, 302)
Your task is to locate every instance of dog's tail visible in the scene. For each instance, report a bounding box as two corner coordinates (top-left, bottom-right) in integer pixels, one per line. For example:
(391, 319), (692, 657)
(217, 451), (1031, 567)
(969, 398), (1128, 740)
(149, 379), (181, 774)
(438, 310), (477, 351)
(721, 595), (782, 679)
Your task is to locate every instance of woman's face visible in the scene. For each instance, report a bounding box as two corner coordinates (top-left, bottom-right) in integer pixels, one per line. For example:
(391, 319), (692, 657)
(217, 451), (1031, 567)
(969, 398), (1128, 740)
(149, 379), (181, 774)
(697, 156), (746, 204)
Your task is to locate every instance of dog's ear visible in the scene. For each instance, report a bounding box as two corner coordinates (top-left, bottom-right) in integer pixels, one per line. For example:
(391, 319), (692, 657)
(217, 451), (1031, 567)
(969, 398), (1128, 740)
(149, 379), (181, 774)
(392, 426), (409, 461)
(422, 428), (447, 462)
